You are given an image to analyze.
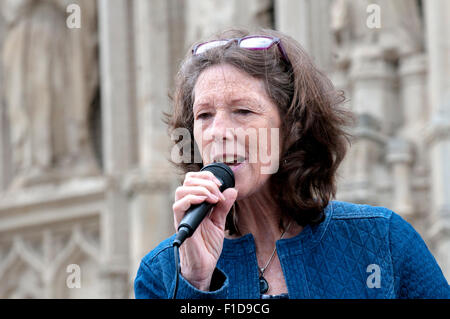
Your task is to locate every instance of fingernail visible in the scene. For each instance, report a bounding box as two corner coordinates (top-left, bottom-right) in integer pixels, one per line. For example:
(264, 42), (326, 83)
(211, 194), (219, 201)
(220, 193), (226, 201)
(214, 178), (222, 186)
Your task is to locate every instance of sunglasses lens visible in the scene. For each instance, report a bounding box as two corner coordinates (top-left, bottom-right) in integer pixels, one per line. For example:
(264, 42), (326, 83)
(240, 37), (274, 49)
(195, 40), (229, 55)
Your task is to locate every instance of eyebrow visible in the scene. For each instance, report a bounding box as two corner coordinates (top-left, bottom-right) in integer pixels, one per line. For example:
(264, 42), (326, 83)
(192, 102), (211, 114)
(229, 97), (259, 106)
(194, 97), (259, 109)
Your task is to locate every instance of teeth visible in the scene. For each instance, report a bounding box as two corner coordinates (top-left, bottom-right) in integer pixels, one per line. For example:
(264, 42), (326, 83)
(214, 155), (245, 164)
(236, 156), (245, 163)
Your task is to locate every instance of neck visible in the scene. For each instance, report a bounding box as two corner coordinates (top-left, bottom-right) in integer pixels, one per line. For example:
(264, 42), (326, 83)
(229, 182), (299, 254)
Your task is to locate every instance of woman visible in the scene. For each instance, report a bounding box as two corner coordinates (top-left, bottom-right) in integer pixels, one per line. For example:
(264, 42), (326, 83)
(134, 28), (449, 299)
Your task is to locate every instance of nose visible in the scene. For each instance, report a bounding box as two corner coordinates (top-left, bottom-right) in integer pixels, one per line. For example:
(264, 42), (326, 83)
(209, 110), (235, 143)
(203, 110), (238, 161)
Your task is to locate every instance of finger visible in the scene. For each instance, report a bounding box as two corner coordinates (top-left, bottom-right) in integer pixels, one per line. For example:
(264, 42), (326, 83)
(183, 177), (226, 201)
(175, 185), (220, 203)
(185, 171), (222, 187)
(173, 194), (209, 227)
(173, 193), (220, 228)
(209, 188), (238, 229)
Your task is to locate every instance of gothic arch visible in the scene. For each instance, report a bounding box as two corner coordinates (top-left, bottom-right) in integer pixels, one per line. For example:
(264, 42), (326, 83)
(0, 238), (44, 298)
(47, 225), (100, 298)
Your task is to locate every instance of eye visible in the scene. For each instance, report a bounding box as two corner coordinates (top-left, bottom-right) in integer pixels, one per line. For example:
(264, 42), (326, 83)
(235, 109), (252, 115)
(196, 112), (211, 120)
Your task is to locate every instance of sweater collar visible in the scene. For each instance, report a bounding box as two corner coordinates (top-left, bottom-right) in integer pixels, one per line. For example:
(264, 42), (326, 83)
(221, 201), (334, 257)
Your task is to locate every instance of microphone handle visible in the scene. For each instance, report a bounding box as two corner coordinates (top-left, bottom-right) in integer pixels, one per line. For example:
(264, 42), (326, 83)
(173, 201), (214, 246)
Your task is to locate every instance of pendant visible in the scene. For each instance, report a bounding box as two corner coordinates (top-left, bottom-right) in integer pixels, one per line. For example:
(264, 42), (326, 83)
(259, 275), (269, 294)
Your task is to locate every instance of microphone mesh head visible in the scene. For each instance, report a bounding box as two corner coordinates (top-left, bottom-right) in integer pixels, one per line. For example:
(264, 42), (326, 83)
(200, 162), (235, 191)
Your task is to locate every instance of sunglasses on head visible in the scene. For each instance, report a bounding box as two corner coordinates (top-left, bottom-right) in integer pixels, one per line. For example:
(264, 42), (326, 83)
(192, 35), (291, 65)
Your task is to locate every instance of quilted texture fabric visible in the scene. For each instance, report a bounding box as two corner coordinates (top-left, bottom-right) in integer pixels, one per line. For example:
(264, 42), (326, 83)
(134, 200), (450, 299)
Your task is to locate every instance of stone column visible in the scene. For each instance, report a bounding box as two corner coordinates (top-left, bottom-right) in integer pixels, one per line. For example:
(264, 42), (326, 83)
(341, 47), (396, 204)
(97, 0), (137, 298)
(0, 14), (7, 193)
(275, 0), (333, 71)
(395, 53), (429, 224)
(0, 103), (12, 193)
(386, 138), (414, 219)
(398, 54), (428, 173)
(342, 113), (385, 204)
(125, 172), (174, 298)
(350, 47), (398, 135)
(424, 0), (450, 280)
(127, 0), (179, 297)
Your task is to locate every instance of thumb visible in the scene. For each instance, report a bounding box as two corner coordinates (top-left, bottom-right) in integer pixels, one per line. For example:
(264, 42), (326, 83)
(209, 188), (238, 228)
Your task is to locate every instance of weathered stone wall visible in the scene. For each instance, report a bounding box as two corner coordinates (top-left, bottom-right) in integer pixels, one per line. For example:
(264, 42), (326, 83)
(0, 0), (448, 298)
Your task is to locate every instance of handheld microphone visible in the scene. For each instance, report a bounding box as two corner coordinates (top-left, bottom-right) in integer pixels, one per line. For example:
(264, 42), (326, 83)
(173, 162), (235, 247)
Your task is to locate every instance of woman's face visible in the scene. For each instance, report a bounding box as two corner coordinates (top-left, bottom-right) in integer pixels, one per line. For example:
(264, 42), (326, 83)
(193, 63), (282, 199)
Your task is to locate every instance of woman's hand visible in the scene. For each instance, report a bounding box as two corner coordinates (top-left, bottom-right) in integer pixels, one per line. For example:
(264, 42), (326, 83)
(173, 170), (238, 291)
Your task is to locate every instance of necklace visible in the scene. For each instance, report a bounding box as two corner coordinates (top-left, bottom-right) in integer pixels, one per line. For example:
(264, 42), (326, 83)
(258, 220), (292, 294)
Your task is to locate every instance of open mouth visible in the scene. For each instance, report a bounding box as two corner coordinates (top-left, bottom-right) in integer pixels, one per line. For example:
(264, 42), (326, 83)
(213, 154), (246, 168)
(227, 160), (246, 172)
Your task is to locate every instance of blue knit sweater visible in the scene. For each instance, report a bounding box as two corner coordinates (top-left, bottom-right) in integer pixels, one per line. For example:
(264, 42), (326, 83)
(134, 201), (450, 298)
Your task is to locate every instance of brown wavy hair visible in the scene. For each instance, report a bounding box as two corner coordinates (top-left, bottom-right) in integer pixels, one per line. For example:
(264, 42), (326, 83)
(164, 28), (355, 234)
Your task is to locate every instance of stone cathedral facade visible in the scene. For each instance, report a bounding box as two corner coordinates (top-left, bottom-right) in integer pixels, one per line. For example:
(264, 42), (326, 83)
(0, 0), (448, 298)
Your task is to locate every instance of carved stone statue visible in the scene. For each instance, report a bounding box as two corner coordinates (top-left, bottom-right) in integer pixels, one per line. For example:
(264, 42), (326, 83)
(330, 0), (423, 66)
(1, 0), (99, 189)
